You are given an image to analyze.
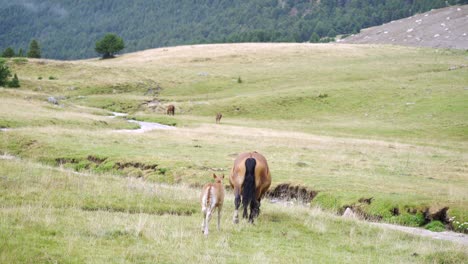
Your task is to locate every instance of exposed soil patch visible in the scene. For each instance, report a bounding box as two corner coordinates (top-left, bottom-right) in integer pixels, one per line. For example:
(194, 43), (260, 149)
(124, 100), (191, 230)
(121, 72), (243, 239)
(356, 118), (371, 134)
(358, 197), (374, 204)
(423, 207), (450, 225)
(391, 207), (400, 216)
(267, 183), (317, 203)
(341, 204), (383, 222)
(87, 155), (107, 165)
(55, 157), (79, 165)
(114, 162), (158, 171)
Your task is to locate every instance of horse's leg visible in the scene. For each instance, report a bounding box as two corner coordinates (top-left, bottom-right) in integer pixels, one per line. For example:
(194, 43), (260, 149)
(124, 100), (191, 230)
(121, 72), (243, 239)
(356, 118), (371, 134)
(243, 199), (249, 219)
(217, 205), (222, 231)
(248, 199), (259, 223)
(201, 210), (206, 233)
(233, 187), (241, 224)
(204, 206), (214, 236)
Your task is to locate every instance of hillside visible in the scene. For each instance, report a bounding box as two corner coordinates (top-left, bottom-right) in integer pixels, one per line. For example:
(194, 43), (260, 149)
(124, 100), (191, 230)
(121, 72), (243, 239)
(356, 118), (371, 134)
(1, 0), (466, 59)
(341, 5), (468, 49)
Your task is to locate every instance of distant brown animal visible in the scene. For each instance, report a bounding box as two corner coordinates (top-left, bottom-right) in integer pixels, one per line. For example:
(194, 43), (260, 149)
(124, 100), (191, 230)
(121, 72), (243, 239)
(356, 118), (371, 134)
(216, 113), (222, 124)
(166, 104), (175, 115)
(230, 152), (271, 224)
(201, 173), (225, 236)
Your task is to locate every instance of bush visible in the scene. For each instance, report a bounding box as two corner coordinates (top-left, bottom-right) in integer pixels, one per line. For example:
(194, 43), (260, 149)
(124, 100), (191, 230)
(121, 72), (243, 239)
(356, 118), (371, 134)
(95, 33), (125, 59)
(49, 76), (57, 80)
(2, 47), (15, 58)
(425, 220), (446, 232)
(0, 60), (11, 87)
(8, 74), (20, 88)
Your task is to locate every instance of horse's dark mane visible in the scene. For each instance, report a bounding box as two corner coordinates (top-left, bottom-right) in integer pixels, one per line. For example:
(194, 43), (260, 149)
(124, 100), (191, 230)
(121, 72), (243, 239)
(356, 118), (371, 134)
(242, 158), (256, 217)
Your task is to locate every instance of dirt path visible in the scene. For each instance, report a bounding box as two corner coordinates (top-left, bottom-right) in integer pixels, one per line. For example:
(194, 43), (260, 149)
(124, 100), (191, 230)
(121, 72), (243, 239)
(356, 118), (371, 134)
(370, 222), (468, 246)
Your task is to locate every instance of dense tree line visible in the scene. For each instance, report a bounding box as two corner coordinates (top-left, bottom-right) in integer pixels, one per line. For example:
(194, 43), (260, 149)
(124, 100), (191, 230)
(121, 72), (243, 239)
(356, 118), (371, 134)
(0, 0), (465, 59)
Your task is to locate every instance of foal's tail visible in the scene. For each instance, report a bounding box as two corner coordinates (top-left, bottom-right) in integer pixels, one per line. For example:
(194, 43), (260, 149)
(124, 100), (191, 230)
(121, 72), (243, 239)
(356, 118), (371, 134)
(242, 158), (256, 211)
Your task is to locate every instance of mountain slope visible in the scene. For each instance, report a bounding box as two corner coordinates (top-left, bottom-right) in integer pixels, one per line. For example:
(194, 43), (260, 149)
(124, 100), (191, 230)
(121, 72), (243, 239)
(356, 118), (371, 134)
(341, 5), (468, 49)
(1, 0), (465, 59)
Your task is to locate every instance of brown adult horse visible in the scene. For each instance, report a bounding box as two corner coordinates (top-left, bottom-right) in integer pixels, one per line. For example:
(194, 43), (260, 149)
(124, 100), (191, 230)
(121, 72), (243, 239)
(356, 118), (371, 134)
(166, 104), (175, 115)
(215, 113), (222, 124)
(229, 152), (271, 223)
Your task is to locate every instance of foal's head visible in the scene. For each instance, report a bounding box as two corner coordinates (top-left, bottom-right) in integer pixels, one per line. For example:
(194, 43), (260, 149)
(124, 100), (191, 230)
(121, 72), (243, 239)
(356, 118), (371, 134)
(213, 173), (224, 184)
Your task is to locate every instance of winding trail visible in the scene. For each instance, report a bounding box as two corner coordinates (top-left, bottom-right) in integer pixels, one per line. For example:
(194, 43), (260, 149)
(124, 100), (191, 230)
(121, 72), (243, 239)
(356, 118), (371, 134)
(370, 222), (468, 246)
(110, 112), (175, 133)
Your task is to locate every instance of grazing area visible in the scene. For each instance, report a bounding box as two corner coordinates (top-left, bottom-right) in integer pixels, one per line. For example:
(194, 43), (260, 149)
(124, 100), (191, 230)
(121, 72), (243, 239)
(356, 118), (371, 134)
(0, 43), (467, 262)
(1, 158), (466, 263)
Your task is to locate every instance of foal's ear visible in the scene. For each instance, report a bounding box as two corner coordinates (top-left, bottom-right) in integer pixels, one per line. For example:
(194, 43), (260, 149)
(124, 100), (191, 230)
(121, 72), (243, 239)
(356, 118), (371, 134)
(213, 173), (217, 179)
(221, 174), (225, 179)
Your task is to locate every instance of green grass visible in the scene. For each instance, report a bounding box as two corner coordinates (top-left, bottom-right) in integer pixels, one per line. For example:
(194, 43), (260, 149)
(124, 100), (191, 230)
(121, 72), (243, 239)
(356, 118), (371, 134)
(0, 43), (467, 260)
(1, 158), (466, 263)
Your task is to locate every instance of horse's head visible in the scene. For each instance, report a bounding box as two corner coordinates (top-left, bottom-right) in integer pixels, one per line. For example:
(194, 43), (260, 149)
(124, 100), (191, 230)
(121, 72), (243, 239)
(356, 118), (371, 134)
(213, 173), (224, 183)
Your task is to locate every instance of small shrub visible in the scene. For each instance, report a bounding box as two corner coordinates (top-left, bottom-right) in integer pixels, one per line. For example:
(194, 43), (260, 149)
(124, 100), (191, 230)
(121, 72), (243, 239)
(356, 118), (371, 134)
(158, 168), (168, 175)
(38, 76), (42, 80)
(49, 76), (57, 80)
(390, 212), (426, 227)
(425, 220), (446, 232)
(8, 74), (20, 88)
(237, 76), (242, 83)
(318, 93), (328, 99)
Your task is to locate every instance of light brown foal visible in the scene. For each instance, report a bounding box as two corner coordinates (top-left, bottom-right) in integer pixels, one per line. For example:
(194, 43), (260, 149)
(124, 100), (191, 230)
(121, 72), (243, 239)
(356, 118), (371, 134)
(201, 173), (225, 235)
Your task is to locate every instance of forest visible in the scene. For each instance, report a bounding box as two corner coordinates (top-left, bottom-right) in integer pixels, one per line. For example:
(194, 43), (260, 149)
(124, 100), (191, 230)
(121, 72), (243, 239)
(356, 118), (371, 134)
(1, 0), (466, 59)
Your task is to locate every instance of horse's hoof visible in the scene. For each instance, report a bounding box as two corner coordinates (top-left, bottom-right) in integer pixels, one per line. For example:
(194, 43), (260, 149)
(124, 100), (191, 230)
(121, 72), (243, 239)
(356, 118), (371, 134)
(233, 218), (239, 224)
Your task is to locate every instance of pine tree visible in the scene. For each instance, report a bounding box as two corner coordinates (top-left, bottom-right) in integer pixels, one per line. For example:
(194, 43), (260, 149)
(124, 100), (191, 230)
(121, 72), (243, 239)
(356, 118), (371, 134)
(2, 47), (15, 58)
(310, 32), (320, 43)
(18, 48), (24, 57)
(0, 60), (11, 87)
(8, 73), (20, 88)
(27, 39), (41, 58)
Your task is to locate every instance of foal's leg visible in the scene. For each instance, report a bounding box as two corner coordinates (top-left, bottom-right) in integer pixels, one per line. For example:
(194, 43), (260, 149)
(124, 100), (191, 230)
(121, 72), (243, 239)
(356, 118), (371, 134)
(201, 210), (206, 233)
(233, 187), (241, 224)
(217, 205), (222, 231)
(204, 206), (214, 235)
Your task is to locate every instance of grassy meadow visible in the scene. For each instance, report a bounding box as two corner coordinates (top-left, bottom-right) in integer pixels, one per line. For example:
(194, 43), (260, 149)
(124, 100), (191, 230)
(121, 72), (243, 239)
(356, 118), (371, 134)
(0, 43), (467, 262)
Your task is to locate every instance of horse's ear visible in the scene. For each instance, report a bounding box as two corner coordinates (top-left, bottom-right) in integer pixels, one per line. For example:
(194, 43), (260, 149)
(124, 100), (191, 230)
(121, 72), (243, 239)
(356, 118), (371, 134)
(221, 174), (225, 179)
(213, 173), (217, 179)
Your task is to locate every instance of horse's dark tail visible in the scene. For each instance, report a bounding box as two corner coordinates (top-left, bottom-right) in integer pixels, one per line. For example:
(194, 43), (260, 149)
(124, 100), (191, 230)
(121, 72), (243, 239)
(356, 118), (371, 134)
(242, 158), (256, 216)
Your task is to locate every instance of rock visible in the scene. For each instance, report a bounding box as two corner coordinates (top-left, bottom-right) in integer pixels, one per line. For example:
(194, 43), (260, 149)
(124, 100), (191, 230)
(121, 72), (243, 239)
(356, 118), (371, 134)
(343, 207), (357, 218)
(47, 97), (58, 105)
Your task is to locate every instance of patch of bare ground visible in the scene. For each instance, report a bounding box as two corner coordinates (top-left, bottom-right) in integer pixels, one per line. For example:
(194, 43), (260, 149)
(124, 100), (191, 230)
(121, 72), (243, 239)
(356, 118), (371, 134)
(267, 183), (317, 203)
(370, 222), (468, 246)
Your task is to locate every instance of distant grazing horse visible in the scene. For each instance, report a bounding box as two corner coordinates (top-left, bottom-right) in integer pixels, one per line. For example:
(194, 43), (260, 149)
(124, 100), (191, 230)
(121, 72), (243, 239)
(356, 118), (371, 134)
(230, 152), (271, 223)
(166, 104), (175, 115)
(216, 113), (222, 124)
(201, 173), (225, 235)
